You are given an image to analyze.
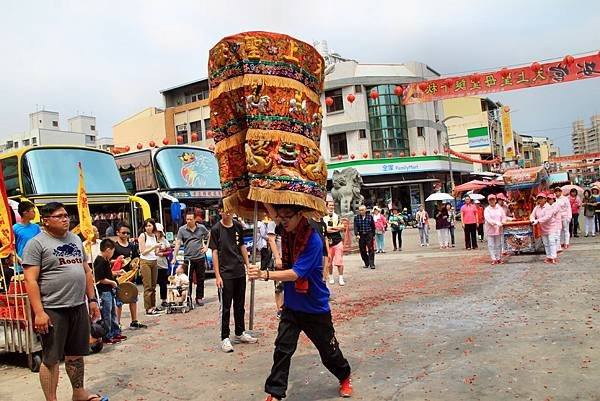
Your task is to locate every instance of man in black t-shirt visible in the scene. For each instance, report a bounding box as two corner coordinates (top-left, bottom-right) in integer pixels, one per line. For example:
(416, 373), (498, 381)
(94, 239), (127, 343)
(111, 222), (146, 329)
(209, 204), (257, 353)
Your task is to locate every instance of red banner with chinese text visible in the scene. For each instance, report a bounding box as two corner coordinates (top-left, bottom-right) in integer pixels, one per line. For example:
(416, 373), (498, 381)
(402, 54), (600, 104)
(0, 164), (15, 258)
(550, 152), (600, 163)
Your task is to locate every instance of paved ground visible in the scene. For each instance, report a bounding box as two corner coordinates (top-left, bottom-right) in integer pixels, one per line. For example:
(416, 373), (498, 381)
(1, 227), (600, 401)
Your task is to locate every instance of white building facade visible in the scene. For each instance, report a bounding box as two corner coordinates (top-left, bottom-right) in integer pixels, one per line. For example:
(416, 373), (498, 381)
(3, 110), (113, 152)
(321, 60), (472, 212)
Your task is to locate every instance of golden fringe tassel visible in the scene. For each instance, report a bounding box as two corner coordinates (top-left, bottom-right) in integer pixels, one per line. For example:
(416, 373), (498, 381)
(209, 74), (321, 105)
(248, 187), (326, 214)
(214, 131), (246, 153)
(247, 129), (319, 150)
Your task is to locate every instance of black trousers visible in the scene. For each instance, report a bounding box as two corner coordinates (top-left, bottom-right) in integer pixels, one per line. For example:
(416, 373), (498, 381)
(358, 232), (375, 267)
(157, 268), (169, 300)
(260, 246), (274, 270)
(596, 211), (600, 233)
(477, 223), (484, 240)
(265, 308), (351, 400)
(218, 276), (246, 340)
(570, 214), (580, 236)
(391, 230), (402, 250)
(449, 226), (455, 245)
(464, 224), (478, 249)
(188, 258), (206, 300)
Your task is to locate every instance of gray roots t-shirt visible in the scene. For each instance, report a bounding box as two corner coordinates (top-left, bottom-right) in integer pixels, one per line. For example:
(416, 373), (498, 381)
(176, 223), (209, 260)
(22, 231), (87, 309)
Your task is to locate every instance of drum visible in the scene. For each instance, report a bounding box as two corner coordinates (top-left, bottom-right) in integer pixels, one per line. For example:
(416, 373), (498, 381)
(116, 282), (138, 304)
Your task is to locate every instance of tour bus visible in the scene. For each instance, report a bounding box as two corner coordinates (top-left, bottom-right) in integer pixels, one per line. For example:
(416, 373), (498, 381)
(0, 146), (150, 234)
(114, 145), (222, 235)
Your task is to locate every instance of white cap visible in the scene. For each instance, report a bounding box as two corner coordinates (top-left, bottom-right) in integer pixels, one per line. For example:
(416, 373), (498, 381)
(155, 222), (164, 232)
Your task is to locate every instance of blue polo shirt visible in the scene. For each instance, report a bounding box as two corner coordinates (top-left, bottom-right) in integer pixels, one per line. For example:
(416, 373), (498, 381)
(284, 230), (330, 314)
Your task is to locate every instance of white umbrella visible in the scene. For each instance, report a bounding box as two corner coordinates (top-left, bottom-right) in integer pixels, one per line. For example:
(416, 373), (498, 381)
(468, 193), (485, 200)
(425, 192), (454, 202)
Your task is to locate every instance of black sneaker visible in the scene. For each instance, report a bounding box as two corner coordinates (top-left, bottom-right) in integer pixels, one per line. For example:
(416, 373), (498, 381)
(362, 265), (369, 269)
(196, 298), (204, 306)
(370, 265), (376, 269)
(161, 301), (169, 307)
(130, 320), (147, 329)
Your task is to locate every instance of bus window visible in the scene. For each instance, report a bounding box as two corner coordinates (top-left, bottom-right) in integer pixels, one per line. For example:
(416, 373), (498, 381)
(155, 148), (220, 190)
(1, 156), (20, 197)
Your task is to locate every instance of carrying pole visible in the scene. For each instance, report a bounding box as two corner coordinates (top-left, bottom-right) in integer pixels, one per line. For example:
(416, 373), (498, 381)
(248, 201), (258, 330)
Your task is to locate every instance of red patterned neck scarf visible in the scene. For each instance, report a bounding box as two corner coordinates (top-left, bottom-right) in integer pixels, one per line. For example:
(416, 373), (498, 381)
(281, 216), (313, 293)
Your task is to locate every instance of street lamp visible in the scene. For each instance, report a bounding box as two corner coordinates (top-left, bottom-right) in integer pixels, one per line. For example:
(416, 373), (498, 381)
(441, 115), (464, 193)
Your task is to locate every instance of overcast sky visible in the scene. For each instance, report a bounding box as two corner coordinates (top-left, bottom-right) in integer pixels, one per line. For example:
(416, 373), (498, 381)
(2, 0), (599, 153)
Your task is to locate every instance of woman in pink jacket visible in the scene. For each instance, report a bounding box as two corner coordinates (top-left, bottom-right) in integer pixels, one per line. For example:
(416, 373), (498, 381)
(483, 194), (507, 265)
(546, 193), (562, 254)
(530, 193), (561, 263)
(553, 187), (572, 249)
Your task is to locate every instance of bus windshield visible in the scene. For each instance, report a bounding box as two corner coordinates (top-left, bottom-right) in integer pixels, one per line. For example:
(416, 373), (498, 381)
(24, 148), (127, 195)
(155, 147), (221, 190)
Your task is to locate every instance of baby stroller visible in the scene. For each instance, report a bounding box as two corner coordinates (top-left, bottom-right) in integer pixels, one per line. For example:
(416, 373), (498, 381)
(166, 258), (194, 314)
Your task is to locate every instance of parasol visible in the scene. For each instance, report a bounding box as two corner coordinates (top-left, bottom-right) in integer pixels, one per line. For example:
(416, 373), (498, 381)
(467, 193), (485, 200)
(561, 184), (584, 197)
(425, 192), (454, 201)
(208, 31), (327, 218)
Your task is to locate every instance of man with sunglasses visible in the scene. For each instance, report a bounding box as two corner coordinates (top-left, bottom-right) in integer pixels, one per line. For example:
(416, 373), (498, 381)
(22, 202), (107, 401)
(111, 222), (146, 329)
(248, 204), (352, 401)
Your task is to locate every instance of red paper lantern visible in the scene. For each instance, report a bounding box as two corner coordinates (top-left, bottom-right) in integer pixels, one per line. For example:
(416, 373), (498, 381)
(337, 154), (343, 160)
(444, 147), (449, 153)
(563, 55), (575, 65)
(444, 78), (453, 88)
(418, 82), (428, 92)
(362, 152), (368, 159)
(422, 150), (427, 156)
(206, 130), (214, 138)
(387, 152), (393, 158)
(394, 85), (403, 96)
(136, 143), (143, 150)
(346, 94), (355, 103)
(500, 68), (510, 78)
(125, 145), (130, 152)
(503, 105), (510, 113)
(411, 152), (416, 157)
(399, 151), (405, 157)
(325, 97), (334, 107)
(162, 138), (169, 145)
(177, 135), (183, 144)
(370, 90), (379, 100)
(208, 144), (215, 151)
(375, 152), (380, 158)
(191, 132), (199, 142)
(530, 62), (541, 73)
(149, 140), (156, 148)
(434, 149), (439, 155)
(350, 154), (356, 160)
(110, 148), (116, 154)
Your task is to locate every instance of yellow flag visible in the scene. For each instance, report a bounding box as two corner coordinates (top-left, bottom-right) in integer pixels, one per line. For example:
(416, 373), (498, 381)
(77, 162), (94, 255)
(0, 164), (14, 258)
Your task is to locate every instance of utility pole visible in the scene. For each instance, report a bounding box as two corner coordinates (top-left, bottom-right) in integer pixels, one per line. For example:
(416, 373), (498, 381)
(441, 115), (464, 193)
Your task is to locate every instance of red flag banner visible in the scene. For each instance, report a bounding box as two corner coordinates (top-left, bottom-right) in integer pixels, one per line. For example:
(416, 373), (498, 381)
(550, 152), (600, 163)
(402, 53), (600, 105)
(0, 164), (14, 258)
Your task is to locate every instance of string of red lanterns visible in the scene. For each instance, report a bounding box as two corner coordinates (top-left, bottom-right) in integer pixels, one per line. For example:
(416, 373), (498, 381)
(446, 148), (500, 165)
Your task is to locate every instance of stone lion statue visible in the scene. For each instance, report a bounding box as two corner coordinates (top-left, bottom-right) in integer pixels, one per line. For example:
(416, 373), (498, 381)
(331, 168), (364, 216)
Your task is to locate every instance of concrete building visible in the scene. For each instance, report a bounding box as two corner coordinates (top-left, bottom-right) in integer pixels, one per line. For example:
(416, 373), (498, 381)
(572, 115), (600, 155)
(112, 81), (213, 150)
(518, 135), (557, 168)
(442, 97), (502, 171)
(321, 59), (472, 212)
(2, 110), (113, 152)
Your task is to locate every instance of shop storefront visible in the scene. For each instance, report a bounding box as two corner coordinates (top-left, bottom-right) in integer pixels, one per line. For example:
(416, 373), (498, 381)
(327, 155), (473, 214)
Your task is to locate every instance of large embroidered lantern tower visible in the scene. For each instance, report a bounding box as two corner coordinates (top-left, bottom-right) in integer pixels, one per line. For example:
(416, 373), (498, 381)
(208, 31), (327, 217)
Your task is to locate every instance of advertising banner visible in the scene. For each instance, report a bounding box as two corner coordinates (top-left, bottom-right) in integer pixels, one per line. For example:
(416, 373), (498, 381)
(501, 106), (515, 160)
(402, 54), (600, 105)
(467, 126), (490, 148)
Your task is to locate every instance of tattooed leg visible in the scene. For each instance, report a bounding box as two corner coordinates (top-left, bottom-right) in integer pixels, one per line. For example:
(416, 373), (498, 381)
(39, 362), (59, 401)
(65, 356), (86, 400)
